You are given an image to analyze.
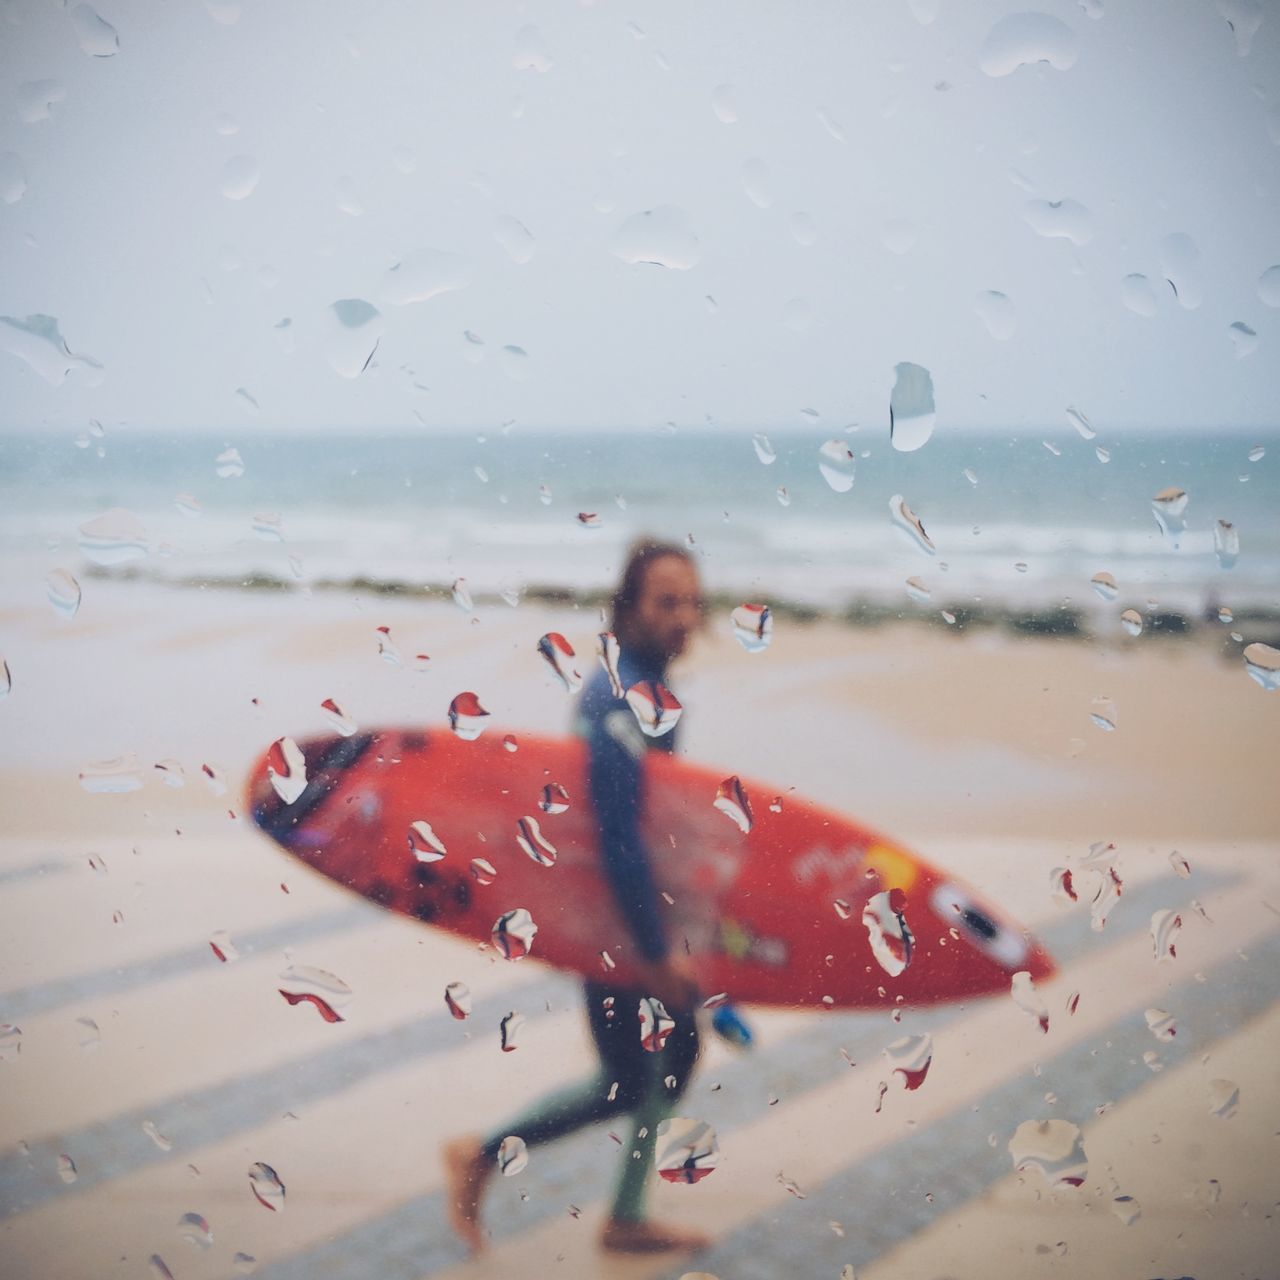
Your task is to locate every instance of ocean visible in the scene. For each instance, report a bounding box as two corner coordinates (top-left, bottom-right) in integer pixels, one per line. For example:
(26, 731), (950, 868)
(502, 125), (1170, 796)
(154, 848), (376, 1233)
(1, 425), (1277, 625)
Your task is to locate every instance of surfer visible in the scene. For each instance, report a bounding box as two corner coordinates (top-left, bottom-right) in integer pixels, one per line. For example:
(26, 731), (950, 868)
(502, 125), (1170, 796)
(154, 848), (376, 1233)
(445, 539), (713, 1255)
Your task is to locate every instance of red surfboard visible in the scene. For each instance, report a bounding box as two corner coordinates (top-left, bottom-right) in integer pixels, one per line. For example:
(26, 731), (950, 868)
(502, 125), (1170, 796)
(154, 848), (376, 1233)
(247, 729), (1054, 1009)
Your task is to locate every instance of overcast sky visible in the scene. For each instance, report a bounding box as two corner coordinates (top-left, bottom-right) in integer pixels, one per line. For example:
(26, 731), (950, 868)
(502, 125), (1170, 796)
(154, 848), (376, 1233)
(1, 0), (1278, 433)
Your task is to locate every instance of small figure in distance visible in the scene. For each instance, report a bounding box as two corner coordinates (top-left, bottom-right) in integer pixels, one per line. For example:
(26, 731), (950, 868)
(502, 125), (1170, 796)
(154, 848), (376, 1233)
(445, 539), (721, 1256)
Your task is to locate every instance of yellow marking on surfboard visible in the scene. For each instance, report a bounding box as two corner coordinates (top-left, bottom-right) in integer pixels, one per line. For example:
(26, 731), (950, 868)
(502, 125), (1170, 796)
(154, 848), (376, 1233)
(862, 844), (919, 893)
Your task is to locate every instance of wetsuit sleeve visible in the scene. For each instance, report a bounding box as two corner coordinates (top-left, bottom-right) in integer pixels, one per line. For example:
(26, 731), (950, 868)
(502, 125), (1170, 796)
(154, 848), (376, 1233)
(587, 705), (670, 964)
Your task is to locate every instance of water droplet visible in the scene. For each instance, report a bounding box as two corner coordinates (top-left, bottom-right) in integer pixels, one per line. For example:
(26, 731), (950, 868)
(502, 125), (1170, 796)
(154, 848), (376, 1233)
(539, 783), (570, 815)
(711, 84), (738, 123)
(1254, 265), (1280, 310)
(1228, 321), (1259, 358)
(1151, 486), (1188, 542)
(889, 363), (936, 452)
(1151, 909), (1182, 961)
(1063, 407), (1095, 441)
(980, 13), (1079, 76)
(1159, 233), (1203, 309)
(208, 929), (238, 963)
(713, 776), (752, 833)
(1090, 571), (1118, 601)
(1120, 272), (1159, 316)
(76, 507), (147, 565)
(1065, 991), (1080, 1016)
(625, 680), (683, 737)
(201, 762), (228, 796)
(375, 625), (402, 666)
(816, 105), (847, 142)
(610, 206), (701, 270)
(863, 890), (914, 977)
(408, 820), (447, 863)
(884, 1033), (933, 1089)
(248, 1162), (285, 1211)
(451, 578), (473, 612)
(142, 1119), (172, 1150)
(1008, 1119), (1087, 1188)
(817, 439), (856, 491)
(1110, 1193), (1141, 1226)
(45, 568), (81, 620)
(502, 734), (519, 754)
(974, 290), (1016, 340)
(1089, 695), (1116, 732)
(178, 1212), (213, 1248)
(78, 755), (144, 794)
(381, 250), (471, 305)
(513, 24), (552, 72)
(445, 981), (472, 1019)
(537, 633), (581, 692)
(730, 603), (772, 653)
(516, 816), (557, 868)
(58, 1154), (78, 1183)
(0, 1023), (21, 1062)
(1119, 609), (1142, 637)
(741, 158), (772, 209)
(789, 211), (817, 246)
(1207, 1078), (1239, 1119)
(494, 215), (535, 264)
(752, 433), (776, 464)
(639, 996), (675, 1052)
(1213, 519), (1240, 569)
(318, 698), (357, 737)
(498, 345), (530, 380)
(278, 965), (351, 1022)
(492, 908), (537, 960)
(1243, 642), (1280, 690)
(0, 151), (26, 205)
(497, 1135), (529, 1176)
(890, 495), (936, 555)
(214, 447), (244, 479)
(1217, 0), (1261, 54)
(470, 858), (497, 886)
(70, 4), (119, 56)
(1022, 198), (1092, 245)
(778, 1172), (807, 1198)
(232, 1252), (256, 1274)
(1011, 971), (1049, 1033)
(0, 313), (103, 386)
(500, 1010), (526, 1051)
(324, 299), (384, 378)
(448, 692), (490, 739)
(776, 486), (791, 506)
(656, 1117), (721, 1182)
(265, 737), (307, 805)
(1144, 1008), (1177, 1041)
(1049, 866), (1077, 907)
(219, 155), (259, 200)
(597, 633), (623, 696)
(881, 218), (918, 255)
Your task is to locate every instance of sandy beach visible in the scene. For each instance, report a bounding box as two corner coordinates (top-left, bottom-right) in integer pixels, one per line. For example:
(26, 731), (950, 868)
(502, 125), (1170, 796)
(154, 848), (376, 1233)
(1, 578), (1276, 1279)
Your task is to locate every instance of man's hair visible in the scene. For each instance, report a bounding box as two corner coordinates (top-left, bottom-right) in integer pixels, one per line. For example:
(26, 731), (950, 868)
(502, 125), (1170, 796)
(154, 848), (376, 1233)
(609, 538), (697, 649)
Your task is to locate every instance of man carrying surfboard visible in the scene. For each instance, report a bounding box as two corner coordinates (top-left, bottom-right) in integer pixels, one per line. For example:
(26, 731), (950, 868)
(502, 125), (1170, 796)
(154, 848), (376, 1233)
(445, 539), (714, 1256)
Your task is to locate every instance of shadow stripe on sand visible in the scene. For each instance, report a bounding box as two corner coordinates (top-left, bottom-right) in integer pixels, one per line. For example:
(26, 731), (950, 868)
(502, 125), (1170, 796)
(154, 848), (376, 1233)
(0, 870), (1229, 1229)
(235, 871), (1239, 1280)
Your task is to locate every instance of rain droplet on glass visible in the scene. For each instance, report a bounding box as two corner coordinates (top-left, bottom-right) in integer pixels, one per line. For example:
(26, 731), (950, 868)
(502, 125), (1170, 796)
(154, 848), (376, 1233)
(57, 1154), (78, 1183)
(1008, 1119), (1086, 1188)
(77, 508), (148, 564)
(266, 737), (307, 804)
(492, 908), (537, 960)
(320, 698), (357, 737)
(1011, 971), (1049, 1033)
(497, 1135), (528, 1175)
(1243, 642), (1280, 690)
(1111, 1194), (1141, 1226)
(539, 782), (570, 815)
(639, 996), (674, 1052)
(817, 439), (856, 491)
(448, 692), (490, 739)
(324, 299), (384, 377)
(1144, 1008), (1177, 1040)
(610, 206), (701, 270)
(889, 363), (936, 453)
(142, 1120), (172, 1151)
(1119, 609), (1143, 637)
(1228, 321), (1258, 358)
(516, 816), (557, 867)
(78, 755), (144, 794)
(1151, 908), (1181, 961)
(752, 433), (776, 465)
(452, 578), (473, 612)
(17, 79), (67, 123)
(1090, 571), (1118, 601)
(219, 155), (260, 200)
(494, 215), (535, 264)
(1151, 486), (1188, 542)
(470, 857), (497, 885)
(381, 250), (471, 305)
(884, 1033), (933, 1090)
(655, 1117), (721, 1182)
(1022, 198), (1092, 245)
(1213, 519), (1239, 569)
(713, 776), (752, 833)
(408, 820), (447, 863)
(537, 633), (581, 692)
(979, 13), (1079, 77)
(975, 290), (1016, 340)
(248, 1162), (285, 1211)
(741, 158), (772, 209)
(1120, 273), (1159, 316)
(500, 1010), (525, 1051)
(863, 890), (914, 977)
(445, 981), (471, 1020)
(890, 495), (936, 555)
(47, 569), (81, 620)
(70, 4), (119, 57)
(730, 603), (772, 652)
(1089, 695), (1116, 732)
(597, 632), (623, 696)
(209, 930), (238, 962)
(1065, 406), (1095, 440)
(625, 680), (683, 737)
(278, 965), (352, 1022)
(1207, 1078), (1239, 1119)
(1159, 233), (1203, 309)
(215, 447), (244, 478)
(1049, 866), (1077, 907)
(178, 1212), (213, 1248)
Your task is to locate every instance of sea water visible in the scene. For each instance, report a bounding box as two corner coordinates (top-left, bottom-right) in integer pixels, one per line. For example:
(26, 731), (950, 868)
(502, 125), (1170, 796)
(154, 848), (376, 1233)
(0, 426), (1276, 623)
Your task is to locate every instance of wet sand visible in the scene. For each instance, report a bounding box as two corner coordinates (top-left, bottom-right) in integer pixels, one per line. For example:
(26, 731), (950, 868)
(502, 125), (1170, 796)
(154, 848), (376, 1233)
(0, 580), (1276, 1278)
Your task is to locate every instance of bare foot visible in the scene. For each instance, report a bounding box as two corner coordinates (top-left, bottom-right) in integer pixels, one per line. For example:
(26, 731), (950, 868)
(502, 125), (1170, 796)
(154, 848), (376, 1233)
(443, 1135), (491, 1254)
(601, 1218), (711, 1254)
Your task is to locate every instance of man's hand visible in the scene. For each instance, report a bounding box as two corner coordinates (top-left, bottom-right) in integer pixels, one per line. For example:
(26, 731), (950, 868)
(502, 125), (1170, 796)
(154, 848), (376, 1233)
(641, 953), (700, 1012)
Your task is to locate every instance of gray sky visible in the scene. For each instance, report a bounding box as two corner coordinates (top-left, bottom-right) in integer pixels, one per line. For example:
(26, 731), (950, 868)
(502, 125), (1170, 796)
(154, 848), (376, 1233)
(1, 0), (1278, 432)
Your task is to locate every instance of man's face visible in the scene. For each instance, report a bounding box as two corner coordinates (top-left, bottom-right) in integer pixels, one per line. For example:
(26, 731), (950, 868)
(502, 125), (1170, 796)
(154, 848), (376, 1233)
(630, 555), (704, 662)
